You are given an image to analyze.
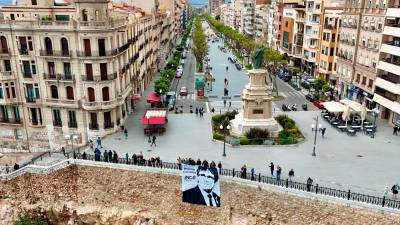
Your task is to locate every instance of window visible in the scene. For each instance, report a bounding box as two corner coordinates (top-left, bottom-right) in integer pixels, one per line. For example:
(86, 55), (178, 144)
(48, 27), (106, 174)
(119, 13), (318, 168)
(4, 60), (11, 71)
(53, 109), (62, 126)
(61, 38), (69, 56)
(0, 84), (3, 99)
(311, 52), (316, 58)
(330, 47), (334, 56)
(285, 21), (288, 27)
(50, 85), (58, 99)
(331, 33), (336, 42)
(55, 15), (70, 21)
(10, 82), (15, 98)
(66, 86), (74, 100)
(48, 62), (55, 77)
(362, 76), (367, 85)
(328, 63), (332, 71)
(1, 105), (8, 121)
(13, 106), (20, 122)
(34, 83), (40, 98)
(22, 61), (31, 77)
(31, 0), (37, 5)
(316, 4), (320, 9)
(356, 74), (361, 82)
(64, 62), (71, 77)
(87, 87), (95, 102)
(102, 87), (110, 101)
(85, 64), (93, 80)
(103, 111), (112, 128)
(68, 110), (77, 128)
(44, 37), (53, 55)
(89, 113), (98, 129)
(368, 79), (373, 88)
(0, 36), (8, 53)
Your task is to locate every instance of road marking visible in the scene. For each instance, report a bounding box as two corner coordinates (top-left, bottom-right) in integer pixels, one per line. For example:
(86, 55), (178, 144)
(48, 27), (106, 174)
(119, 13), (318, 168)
(281, 93), (287, 98)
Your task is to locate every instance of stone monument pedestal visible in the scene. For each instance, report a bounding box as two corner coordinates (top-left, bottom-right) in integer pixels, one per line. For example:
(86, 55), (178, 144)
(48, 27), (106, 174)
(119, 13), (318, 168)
(230, 69), (281, 137)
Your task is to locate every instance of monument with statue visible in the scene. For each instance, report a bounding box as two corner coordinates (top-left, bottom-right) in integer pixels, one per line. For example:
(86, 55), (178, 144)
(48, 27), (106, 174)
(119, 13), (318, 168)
(230, 48), (281, 136)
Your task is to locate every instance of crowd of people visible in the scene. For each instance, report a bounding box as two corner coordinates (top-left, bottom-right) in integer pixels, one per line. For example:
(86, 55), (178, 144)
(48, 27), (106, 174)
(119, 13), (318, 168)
(177, 157), (222, 172)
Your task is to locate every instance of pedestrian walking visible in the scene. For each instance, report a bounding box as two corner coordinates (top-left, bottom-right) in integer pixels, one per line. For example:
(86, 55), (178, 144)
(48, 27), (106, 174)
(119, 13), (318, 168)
(125, 153), (129, 164)
(321, 127), (326, 138)
(112, 150), (118, 163)
(89, 140), (94, 151)
(306, 177), (313, 192)
(124, 128), (128, 140)
(229, 101), (231, 108)
(269, 162), (274, 176)
(288, 169), (294, 181)
(251, 167), (255, 181)
(391, 184), (399, 199)
(5, 164), (9, 174)
(393, 126), (398, 136)
(223, 99), (227, 107)
(96, 136), (102, 148)
(383, 186), (389, 199)
(276, 165), (282, 180)
(217, 161), (222, 174)
(196, 158), (202, 165)
(211, 107), (215, 113)
(195, 107), (199, 116)
(241, 165), (247, 179)
(210, 161), (216, 168)
(150, 135), (157, 147)
(61, 147), (66, 156)
(226, 66), (228, 72)
(108, 150), (112, 162)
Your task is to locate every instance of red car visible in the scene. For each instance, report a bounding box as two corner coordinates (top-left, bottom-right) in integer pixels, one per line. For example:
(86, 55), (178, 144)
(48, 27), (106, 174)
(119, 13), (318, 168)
(313, 100), (325, 109)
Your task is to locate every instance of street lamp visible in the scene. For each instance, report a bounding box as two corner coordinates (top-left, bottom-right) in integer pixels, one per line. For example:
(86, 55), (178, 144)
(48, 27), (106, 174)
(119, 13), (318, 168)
(219, 122), (231, 157)
(65, 134), (79, 154)
(311, 116), (323, 157)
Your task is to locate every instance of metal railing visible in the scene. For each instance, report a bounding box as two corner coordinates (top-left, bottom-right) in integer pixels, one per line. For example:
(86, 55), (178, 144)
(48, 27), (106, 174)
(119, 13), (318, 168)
(66, 153), (400, 210)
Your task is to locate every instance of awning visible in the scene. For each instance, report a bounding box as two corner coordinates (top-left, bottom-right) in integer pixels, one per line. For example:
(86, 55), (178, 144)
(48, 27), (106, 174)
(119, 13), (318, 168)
(373, 94), (400, 115)
(147, 92), (160, 103)
(339, 99), (367, 112)
(322, 101), (347, 113)
(141, 117), (168, 125)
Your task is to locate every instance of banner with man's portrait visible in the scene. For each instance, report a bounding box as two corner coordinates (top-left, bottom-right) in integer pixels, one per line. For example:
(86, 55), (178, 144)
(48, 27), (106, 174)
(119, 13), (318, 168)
(181, 164), (221, 207)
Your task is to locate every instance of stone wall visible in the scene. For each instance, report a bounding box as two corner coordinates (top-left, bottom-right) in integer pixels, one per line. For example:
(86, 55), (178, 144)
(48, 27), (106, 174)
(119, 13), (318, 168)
(0, 166), (399, 225)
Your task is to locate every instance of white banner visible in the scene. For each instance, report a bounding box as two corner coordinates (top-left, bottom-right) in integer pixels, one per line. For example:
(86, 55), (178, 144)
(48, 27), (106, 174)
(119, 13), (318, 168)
(181, 164), (221, 207)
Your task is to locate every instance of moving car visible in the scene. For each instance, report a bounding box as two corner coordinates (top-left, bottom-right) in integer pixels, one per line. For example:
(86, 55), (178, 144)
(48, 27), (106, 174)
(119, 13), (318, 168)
(175, 71), (182, 78)
(305, 94), (316, 102)
(313, 100), (325, 109)
(228, 56), (234, 63)
(179, 86), (188, 96)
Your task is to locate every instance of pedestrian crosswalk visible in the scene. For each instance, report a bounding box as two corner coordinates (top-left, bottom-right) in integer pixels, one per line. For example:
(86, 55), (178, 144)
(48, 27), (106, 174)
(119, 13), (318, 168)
(280, 91), (304, 98)
(176, 93), (196, 100)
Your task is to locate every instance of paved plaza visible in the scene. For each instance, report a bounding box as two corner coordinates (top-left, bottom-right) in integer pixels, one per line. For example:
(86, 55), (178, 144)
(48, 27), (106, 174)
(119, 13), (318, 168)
(103, 90), (400, 196)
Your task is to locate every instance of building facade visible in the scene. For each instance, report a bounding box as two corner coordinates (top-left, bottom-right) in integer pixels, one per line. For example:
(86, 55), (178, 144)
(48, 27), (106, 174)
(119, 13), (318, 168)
(373, 0), (400, 126)
(317, 7), (342, 96)
(0, 0), (176, 152)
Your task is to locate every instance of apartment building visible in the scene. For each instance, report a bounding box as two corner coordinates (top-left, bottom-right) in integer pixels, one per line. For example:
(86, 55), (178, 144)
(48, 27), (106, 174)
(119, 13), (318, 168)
(280, 0), (305, 67)
(239, 0), (255, 36)
(271, 1), (283, 49)
(302, 0), (322, 77)
(267, 0), (277, 46)
(0, 0), (175, 152)
(254, 1), (271, 44)
(373, 0), (400, 126)
(209, 0), (224, 15)
(317, 7), (342, 93)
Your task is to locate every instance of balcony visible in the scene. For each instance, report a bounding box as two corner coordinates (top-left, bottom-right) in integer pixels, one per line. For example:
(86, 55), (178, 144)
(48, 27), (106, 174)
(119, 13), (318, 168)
(68, 121), (78, 128)
(104, 121), (114, 129)
(0, 118), (22, 125)
(43, 98), (79, 108)
(324, 24), (334, 30)
(378, 58), (400, 76)
(383, 24), (400, 37)
(82, 98), (120, 110)
(375, 77), (400, 95)
(387, 7), (400, 18)
(381, 42), (400, 57)
(43, 73), (75, 82)
(19, 48), (29, 55)
(89, 123), (99, 130)
(0, 71), (15, 80)
(26, 97), (37, 103)
(82, 73), (117, 82)
(77, 50), (118, 58)
(39, 50), (72, 57)
(53, 120), (62, 127)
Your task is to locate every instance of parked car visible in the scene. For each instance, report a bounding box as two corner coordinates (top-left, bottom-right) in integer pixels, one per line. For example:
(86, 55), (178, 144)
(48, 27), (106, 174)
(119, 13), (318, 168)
(235, 62), (242, 70)
(313, 100), (325, 109)
(182, 51), (187, 59)
(179, 86), (188, 96)
(175, 71), (182, 78)
(305, 94), (316, 102)
(283, 74), (292, 82)
(228, 56), (234, 63)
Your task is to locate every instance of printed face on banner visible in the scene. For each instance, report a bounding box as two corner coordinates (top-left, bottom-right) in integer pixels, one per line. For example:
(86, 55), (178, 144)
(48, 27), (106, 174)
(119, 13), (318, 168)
(181, 164), (221, 207)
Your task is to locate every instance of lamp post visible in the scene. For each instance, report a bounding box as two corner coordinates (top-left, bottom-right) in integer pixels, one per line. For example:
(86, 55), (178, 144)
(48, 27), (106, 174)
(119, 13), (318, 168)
(64, 134), (79, 154)
(219, 122), (230, 157)
(311, 116), (323, 157)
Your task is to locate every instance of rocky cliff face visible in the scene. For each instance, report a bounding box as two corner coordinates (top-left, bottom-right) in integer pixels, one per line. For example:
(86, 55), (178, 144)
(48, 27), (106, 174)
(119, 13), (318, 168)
(0, 166), (399, 225)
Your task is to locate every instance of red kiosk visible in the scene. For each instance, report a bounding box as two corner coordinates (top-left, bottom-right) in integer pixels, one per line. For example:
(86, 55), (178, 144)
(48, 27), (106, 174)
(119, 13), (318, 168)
(142, 108), (168, 135)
